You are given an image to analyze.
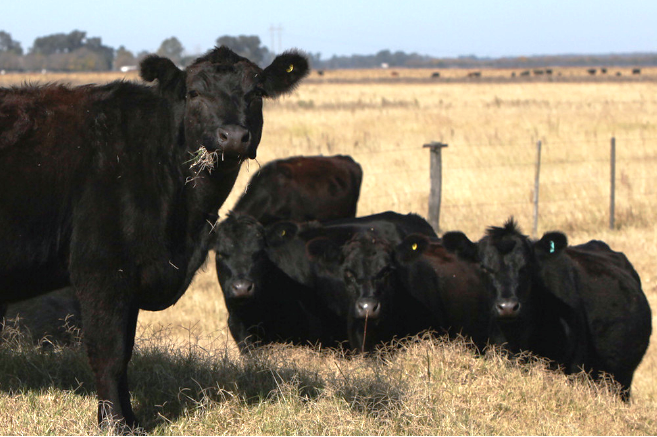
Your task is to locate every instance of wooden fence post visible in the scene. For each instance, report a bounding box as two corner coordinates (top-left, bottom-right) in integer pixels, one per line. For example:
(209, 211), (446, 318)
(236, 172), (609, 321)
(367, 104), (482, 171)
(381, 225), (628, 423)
(424, 142), (448, 233)
(532, 140), (542, 239)
(610, 137), (616, 230)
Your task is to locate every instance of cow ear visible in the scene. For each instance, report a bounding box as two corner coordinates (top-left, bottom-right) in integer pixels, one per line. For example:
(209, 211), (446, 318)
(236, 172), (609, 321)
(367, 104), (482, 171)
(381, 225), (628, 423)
(395, 234), (429, 264)
(265, 221), (299, 247)
(306, 237), (342, 268)
(442, 231), (478, 262)
(140, 55), (186, 99)
(261, 50), (310, 98)
(535, 231), (568, 257)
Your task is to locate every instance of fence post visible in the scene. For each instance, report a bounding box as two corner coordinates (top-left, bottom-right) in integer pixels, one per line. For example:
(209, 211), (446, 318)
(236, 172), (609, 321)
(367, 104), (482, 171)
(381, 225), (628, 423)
(610, 137), (616, 230)
(532, 140), (542, 239)
(424, 141), (448, 233)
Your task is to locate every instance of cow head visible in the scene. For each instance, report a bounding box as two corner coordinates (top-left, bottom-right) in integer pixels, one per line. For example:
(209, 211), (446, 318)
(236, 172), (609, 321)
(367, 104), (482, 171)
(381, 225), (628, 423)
(140, 46), (309, 162)
(214, 214), (269, 304)
(443, 218), (569, 324)
(307, 231), (396, 351)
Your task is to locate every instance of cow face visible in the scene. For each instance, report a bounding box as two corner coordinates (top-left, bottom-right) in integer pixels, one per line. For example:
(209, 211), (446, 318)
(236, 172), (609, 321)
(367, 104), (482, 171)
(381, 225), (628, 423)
(140, 46), (309, 161)
(443, 219), (533, 322)
(307, 232), (396, 351)
(443, 219), (569, 325)
(215, 214), (268, 304)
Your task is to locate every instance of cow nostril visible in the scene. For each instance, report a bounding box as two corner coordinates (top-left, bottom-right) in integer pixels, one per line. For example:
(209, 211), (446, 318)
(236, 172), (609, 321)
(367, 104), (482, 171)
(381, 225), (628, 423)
(241, 131), (251, 144)
(218, 129), (229, 144)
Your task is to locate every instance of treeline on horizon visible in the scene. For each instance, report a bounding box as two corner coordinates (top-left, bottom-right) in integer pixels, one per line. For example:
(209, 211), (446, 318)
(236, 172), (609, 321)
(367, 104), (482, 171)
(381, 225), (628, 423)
(1, 29), (655, 73)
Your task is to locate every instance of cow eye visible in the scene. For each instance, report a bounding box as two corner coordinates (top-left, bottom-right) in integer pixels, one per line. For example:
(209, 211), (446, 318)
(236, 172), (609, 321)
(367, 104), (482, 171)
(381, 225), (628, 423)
(188, 89), (199, 99)
(377, 266), (392, 279)
(216, 252), (229, 260)
(252, 88), (266, 99)
(480, 264), (494, 274)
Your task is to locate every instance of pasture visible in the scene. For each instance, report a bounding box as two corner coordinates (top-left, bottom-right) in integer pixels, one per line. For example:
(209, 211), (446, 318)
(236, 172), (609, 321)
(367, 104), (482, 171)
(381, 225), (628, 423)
(0, 68), (656, 434)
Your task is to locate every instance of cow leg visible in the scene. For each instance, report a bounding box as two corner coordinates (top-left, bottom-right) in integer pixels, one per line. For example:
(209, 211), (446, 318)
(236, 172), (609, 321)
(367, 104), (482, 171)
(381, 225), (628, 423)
(77, 287), (139, 429)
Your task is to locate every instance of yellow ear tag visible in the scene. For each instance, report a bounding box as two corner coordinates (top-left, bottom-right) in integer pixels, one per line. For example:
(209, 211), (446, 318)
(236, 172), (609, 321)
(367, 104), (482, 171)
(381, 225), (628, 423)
(286, 64), (294, 73)
(281, 230), (286, 237)
(412, 243), (418, 251)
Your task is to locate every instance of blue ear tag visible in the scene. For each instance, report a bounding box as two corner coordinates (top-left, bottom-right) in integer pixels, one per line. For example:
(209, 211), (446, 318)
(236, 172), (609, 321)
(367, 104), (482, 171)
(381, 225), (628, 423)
(549, 240), (555, 254)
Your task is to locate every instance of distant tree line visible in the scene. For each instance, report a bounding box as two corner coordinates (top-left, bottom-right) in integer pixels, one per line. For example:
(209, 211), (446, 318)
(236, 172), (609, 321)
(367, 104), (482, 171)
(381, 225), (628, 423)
(1, 29), (656, 73)
(0, 30), (281, 72)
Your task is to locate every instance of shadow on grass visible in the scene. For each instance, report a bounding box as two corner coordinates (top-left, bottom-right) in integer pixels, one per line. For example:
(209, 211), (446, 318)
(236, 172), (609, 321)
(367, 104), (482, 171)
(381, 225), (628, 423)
(0, 323), (407, 432)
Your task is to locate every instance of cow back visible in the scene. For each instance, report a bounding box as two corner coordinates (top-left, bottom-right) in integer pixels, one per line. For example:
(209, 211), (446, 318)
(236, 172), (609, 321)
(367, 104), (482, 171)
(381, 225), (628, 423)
(233, 155), (362, 225)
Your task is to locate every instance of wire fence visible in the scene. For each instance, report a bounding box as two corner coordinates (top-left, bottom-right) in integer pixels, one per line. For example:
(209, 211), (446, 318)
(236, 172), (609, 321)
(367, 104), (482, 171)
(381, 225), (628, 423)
(345, 136), (657, 235)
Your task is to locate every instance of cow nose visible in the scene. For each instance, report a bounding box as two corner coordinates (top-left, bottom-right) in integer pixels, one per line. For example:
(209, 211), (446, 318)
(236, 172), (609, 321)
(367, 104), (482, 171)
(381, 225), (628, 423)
(229, 279), (254, 299)
(496, 298), (521, 318)
(217, 125), (251, 155)
(355, 298), (381, 319)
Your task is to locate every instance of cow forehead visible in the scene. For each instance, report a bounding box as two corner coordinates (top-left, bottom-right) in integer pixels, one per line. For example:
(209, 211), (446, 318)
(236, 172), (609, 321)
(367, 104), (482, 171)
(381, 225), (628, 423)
(344, 240), (392, 273)
(217, 220), (265, 251)
(187, 60), (263, 92)
(480, 236), (529, 269)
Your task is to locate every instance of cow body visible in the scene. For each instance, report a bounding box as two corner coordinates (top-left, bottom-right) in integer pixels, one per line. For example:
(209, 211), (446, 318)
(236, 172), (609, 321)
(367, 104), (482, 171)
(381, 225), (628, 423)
(233, 155), (362, 225)
(0, 46), (308, 427)
(394, 234), (492, 349)
(443, 219), (651, 400)
(565, 240), (651, 399)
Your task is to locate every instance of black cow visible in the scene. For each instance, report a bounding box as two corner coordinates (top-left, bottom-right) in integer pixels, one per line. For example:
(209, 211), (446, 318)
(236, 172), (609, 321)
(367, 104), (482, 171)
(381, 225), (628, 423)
(0, 46), (309, 427)
(393, 234), (492, 349)
(4, 287), (81, 345)
(266, 212), (438, 351)
(443, 219), (652, 400)
(233, 155), (362, 225)
(215, 213), (335, 352)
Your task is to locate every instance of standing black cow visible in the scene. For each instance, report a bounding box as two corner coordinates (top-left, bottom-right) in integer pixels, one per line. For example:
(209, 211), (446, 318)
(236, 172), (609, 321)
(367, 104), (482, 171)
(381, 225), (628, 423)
(233, 155), (362, 225)
(215, 213), (335, 351)
(0, 46), (309, 427)
(443, 219), (651, 400)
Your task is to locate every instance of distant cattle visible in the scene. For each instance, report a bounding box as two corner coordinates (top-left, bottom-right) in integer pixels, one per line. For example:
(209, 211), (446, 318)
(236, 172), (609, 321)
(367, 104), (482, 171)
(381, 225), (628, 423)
(443, 219), (651, 400)
(266, 212), (438, 352)
(632, 68), (641, 75)
(0, 46), (309, 427)
(520, 70), (531, 77)
(233, 155), (362, 225)
(533, 69), (544, 76)
(587, 68), (597, 75)
(215, 214), (335, 352)
(468, 71), (482, 78)
(431, 72), (441, 78)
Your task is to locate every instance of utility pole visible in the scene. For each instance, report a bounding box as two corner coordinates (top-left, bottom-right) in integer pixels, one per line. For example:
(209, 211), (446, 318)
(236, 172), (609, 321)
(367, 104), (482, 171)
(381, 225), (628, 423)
(269, 24), (283, 54)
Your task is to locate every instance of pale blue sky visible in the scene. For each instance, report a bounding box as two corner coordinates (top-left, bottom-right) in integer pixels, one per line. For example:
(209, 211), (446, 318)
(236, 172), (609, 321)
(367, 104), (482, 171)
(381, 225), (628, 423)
(3, 0), (656, 59)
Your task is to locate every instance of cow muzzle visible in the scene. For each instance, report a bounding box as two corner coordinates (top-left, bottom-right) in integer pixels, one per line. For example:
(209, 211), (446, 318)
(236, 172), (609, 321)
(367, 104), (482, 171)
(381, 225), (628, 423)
(355, 297), (381, 319)
(229, 279), (255, 299)
(217, 125), (252, 158)
(495, 298), (521, 319)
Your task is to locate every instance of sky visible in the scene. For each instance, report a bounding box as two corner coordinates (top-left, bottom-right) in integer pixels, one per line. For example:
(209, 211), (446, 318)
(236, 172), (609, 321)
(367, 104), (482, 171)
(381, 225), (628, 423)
(3, 0), (657, 60)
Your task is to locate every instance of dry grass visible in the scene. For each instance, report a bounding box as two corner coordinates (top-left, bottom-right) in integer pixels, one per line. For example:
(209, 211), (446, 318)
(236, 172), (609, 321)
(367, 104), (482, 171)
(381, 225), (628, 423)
(1, 69), (657, 434)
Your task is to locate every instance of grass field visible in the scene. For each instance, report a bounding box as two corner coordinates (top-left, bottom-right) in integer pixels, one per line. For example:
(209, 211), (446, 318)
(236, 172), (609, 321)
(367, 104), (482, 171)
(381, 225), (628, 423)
(0, 69), (656, 434)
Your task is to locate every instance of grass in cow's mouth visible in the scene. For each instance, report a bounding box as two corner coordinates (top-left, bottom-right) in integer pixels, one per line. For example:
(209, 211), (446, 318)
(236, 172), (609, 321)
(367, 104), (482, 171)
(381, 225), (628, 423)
(187, 146), (219, 175)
